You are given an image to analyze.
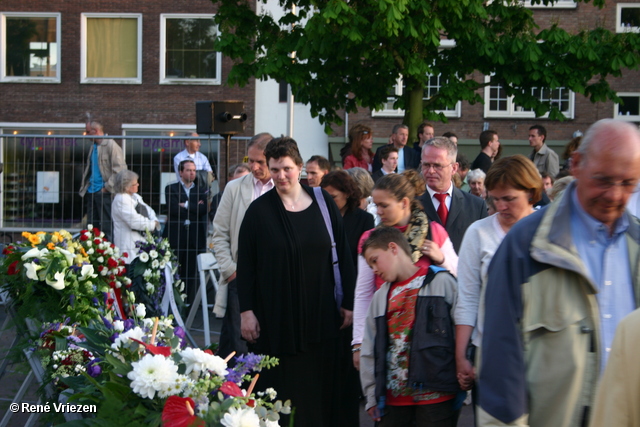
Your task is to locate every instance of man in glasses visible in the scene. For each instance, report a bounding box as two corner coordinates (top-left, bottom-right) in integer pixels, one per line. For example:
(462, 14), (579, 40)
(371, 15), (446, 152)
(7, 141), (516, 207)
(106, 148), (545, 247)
(479, 119), (640, 427)
(418, 136), (487, 252)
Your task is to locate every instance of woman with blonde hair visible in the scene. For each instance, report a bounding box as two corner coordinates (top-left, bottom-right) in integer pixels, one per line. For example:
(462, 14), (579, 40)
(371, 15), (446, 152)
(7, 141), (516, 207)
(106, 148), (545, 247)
(343, 124), (374, 171)
(352, 170), (458, 368)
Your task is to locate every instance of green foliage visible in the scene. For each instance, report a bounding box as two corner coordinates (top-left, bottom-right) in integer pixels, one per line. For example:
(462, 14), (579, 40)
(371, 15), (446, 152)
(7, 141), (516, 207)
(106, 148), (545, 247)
(212, 0), (640, 132)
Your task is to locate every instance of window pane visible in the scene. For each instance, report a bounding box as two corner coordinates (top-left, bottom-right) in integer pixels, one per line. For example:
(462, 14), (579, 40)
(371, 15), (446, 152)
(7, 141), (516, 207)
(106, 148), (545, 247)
(6, 16), (57, 77)
(621, 7), (640, 28)
(619, 96), (640, 116)
(165, 18), (217, 79)
(86, 18), (138, 78)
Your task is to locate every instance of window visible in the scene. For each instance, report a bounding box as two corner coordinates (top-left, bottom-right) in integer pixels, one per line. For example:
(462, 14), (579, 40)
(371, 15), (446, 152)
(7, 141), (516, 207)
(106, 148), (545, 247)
(483, 76), (575, 119)
(81, 13), (142, 84)
(614, 93), (640, 122)
(160, 14), (221, 85)
(521, 0), (577, 9)
(617, 4), (640, 33)
(371, 75), (462, 118)
(1, 12), (61, 83)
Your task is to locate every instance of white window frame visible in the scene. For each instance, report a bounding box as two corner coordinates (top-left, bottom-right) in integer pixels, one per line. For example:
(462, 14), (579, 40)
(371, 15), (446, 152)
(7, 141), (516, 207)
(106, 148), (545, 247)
(1, 12), (61, 83)
(159, 14), (221, 85)
(521, 0), (577, 9)
(614, 92), (640, 122)
(80, 13), (142, 84)
(483, 76), (575, 119)
(371, 75), (462, 118)
(616, 3), (640, 33)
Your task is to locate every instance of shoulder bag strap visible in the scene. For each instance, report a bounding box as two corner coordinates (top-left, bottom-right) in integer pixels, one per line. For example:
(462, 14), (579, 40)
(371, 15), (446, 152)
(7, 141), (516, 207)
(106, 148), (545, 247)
(313, 187), (343, 310)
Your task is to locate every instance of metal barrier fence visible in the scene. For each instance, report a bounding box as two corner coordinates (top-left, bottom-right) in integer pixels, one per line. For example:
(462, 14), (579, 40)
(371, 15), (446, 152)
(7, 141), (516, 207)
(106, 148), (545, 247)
(0, 134), (251, 237)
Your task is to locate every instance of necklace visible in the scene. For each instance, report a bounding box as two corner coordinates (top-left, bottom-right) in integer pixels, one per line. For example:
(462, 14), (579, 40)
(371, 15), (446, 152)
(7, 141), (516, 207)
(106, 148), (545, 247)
(283, 189), (303, 209)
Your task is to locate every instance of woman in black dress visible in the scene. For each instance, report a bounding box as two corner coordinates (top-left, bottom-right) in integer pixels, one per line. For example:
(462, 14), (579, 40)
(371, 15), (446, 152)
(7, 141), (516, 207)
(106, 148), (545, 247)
(237, 137), (356, 426)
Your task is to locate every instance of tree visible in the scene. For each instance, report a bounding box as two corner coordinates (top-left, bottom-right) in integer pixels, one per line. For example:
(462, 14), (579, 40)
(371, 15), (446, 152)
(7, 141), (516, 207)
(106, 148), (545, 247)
(213, 0), (640, 135)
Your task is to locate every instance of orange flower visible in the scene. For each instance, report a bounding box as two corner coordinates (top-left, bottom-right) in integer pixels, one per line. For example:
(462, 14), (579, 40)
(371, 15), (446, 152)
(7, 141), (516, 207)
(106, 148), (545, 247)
(47, 242), (56, 250)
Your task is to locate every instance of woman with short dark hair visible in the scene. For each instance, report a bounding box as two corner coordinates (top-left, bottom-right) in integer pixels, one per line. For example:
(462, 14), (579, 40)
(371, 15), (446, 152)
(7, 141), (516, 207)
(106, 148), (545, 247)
(455, 155), (542, 395)
(237, 137), (356, 426)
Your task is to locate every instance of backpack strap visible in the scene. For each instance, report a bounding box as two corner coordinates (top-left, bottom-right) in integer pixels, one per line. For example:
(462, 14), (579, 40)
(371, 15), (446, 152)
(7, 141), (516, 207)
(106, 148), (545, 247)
(313, 187), (343, 310)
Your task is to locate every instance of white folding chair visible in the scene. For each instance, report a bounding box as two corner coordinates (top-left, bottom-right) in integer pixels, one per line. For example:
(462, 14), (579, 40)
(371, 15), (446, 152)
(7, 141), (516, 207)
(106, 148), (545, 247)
(185, 252), (220, 347)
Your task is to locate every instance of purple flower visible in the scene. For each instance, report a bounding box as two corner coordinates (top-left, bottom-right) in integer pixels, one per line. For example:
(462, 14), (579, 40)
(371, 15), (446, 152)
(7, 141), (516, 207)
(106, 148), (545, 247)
(225, 353), (264, 383)
(123, 319), (135, 331)
(87, 359), (102, 377)
(69, 294), (75, 307)
(92, 297), (99, 306)
(110, 333), (119, 343)
(101, 316), (113, 330)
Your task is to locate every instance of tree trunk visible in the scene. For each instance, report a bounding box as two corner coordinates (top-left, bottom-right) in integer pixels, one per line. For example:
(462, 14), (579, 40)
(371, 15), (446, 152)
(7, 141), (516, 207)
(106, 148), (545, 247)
(404, 80), (424, 144)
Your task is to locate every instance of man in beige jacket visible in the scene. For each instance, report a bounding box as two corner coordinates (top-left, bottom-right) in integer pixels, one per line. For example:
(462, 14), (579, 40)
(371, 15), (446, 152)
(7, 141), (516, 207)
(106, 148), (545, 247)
(212, 133), (273, 358)
(79, 121), (127, 241)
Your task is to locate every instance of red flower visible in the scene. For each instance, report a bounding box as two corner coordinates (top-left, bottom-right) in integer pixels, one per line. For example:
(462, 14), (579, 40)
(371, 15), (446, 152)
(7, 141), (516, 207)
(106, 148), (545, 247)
(2, 246), (13, 255)
(80, 234), (89, 241)
(162, 396), (204, 427)
(122, 252), (129, 259)
(130, 339), (172, 357)
(96, 249), (105, 255)
(7, 260), (20, 275)
(94, 239), (101, 245)
(97, 265), (104, 272)
(107, 258), (118, 268)
(93, 227), (101, 236)
(219, 381), (244, 397)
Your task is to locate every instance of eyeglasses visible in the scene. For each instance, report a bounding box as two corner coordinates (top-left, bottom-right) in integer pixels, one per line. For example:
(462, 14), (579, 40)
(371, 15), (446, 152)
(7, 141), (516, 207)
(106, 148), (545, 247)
(590, 176), (640, 193)
(421, 162), (453, 172)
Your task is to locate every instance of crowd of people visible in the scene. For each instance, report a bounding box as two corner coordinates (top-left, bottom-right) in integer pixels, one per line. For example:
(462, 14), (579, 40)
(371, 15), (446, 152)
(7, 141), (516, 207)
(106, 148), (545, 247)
(86, 117), (640, 426)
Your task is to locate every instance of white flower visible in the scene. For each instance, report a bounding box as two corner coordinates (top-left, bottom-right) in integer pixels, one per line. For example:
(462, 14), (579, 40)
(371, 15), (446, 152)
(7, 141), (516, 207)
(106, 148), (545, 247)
(100, 268), (108, 276)
(139, 252), (150, 263)
(220, 407), (260, 427)
(55, 247), (75, 266)
(24, 262), (43, 280)
(136, 304), (146, 318)
(128, 291), (136, 303)
(111, 326), (145, 351)
(45, 271), (66, 290)
(143, 318), (155, 329)
(264, 420), (280, 427)
(87, 224), (93, 230)
(179, 348), (228, 377)
(127, 354), (179, 399)
(145, 282), (155, 293)
(79, 264), (98, 281)
(143, 269), (152, 279)
(113, 320), (124, 332)
(159, 261), (166, 269)
(22, 247), (48, 261)
(86, 241), (92, 247)
(265, 387), (277, 400)
(87, 248), (94, 255)
(149, 250), (158, 259)
(151, 259), (160, 269)
(176, 281), (185, 292)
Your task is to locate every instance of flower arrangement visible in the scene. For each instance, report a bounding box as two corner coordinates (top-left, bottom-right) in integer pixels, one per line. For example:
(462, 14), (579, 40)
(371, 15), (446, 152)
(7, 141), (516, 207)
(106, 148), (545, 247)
(0, 226), (127, 326)
(130, 230), (186, 317)
(56, 312), (290, 426)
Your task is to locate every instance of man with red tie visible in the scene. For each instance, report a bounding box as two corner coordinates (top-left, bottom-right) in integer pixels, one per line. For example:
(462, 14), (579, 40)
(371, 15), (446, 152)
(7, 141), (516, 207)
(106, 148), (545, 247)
(418, 136), (488, 252)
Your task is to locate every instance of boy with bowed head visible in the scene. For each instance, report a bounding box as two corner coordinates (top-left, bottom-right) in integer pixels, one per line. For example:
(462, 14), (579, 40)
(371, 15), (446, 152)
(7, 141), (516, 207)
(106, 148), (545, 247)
(360, 226), (460, 426)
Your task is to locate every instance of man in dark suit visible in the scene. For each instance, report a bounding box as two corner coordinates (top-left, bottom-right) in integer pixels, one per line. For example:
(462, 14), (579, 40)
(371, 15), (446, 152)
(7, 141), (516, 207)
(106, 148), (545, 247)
(372, 124), (420, 173)
(163, 159), (209, 304)
(419, 136), (488, 252)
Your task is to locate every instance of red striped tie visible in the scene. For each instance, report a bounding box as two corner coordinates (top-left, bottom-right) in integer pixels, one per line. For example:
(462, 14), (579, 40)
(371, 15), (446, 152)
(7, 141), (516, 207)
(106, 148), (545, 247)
(434, 193), (449, 226)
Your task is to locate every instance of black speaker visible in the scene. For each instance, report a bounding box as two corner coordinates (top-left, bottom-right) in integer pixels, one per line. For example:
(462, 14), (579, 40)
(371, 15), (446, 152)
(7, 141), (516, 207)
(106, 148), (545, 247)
(195, 101), (247, 135)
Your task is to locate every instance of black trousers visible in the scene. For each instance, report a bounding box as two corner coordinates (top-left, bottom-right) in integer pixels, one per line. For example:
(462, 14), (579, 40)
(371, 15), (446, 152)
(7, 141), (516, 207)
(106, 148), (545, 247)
(84, 191), (113, 241)
(218, 278), (248, 359)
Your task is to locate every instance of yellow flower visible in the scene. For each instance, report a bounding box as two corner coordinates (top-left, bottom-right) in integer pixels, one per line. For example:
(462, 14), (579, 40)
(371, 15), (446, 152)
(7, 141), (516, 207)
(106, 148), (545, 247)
(28, 235), (41, 246)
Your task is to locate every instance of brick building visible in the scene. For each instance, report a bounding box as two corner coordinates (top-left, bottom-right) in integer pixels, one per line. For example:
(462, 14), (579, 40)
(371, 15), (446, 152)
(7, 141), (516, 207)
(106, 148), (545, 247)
(0, 0), (639, 231)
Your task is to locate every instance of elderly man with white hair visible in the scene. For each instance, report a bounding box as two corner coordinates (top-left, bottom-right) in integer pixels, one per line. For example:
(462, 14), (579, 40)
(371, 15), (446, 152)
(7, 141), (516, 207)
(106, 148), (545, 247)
(479, 119), (640, 427)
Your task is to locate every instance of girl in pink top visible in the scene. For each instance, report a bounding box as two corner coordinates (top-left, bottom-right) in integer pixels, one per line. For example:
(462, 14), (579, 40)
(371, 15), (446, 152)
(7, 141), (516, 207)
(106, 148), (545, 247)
(351, 171), (458, 369)
(343, 124), (374, 172)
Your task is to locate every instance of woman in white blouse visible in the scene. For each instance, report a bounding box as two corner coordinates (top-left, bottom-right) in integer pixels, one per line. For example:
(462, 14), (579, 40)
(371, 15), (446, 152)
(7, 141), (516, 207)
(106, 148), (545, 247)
(111, 170), (160, 264)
